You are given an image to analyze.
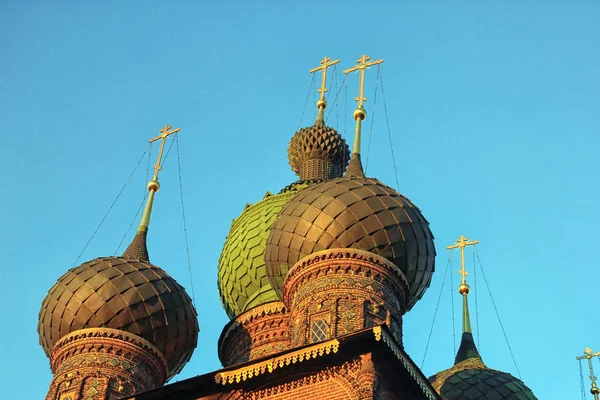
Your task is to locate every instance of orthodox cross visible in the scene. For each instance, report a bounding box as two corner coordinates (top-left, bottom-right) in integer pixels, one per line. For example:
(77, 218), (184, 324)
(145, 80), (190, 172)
(343, 54), (384, 110)
(577, 348), (600, 400)
(310, 56), (340, 103)
(148, 124), (180, 184)
(446, 235), (479, 284)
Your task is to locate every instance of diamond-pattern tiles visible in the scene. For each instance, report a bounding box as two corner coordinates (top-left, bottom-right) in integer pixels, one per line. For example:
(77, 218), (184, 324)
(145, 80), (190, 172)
(288, 121), (350, 180)
(217, 190), (298, 319)
(435, 368), (538, 400)
(265, 177), (436, 310)
(38, 256), (198, 379)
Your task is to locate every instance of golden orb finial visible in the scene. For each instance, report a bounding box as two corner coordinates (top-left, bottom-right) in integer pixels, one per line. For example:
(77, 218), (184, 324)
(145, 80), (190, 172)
(343, 54), (383, 156)
(458, 283), (470, 295)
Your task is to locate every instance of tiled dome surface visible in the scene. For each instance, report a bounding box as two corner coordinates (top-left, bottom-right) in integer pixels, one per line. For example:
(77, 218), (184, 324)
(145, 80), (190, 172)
(38, 257), (198, 379)
(265, 176), (435, 309)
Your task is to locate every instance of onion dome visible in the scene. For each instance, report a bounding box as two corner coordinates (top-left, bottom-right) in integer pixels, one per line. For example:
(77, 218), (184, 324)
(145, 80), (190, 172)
(217, 57), (350, 319)
(38, 256), (198, 379)
(429, 332), (537, 400)
(218, 190), (298, 319)
(430, 236), (537, 399)
(264, 176), (436, 310)
(38, 125), (199, 379)
(287, 120), (350, 181)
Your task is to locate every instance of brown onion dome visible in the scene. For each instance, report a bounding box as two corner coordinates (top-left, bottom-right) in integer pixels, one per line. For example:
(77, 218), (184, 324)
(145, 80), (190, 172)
(288, 119), (350, 181)
(38, 256), (198, 379)
(264, 176), (435, 310)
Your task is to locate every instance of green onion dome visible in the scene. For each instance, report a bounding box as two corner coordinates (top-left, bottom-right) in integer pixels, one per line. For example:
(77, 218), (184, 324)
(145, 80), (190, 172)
(217, 119), (350, 319)
(217, 189), (300, 319)
(38, 256), (198, 379)
(264, 176), (436, 310)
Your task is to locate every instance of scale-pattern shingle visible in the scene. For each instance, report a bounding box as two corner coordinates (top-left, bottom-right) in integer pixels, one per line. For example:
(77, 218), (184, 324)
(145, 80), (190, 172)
(265, 176), (436, 310)
(218, 190), (298, 319)
(38, 257), (198, 379)
(288, 121), (350, 180)
(432, 368), (538, 400)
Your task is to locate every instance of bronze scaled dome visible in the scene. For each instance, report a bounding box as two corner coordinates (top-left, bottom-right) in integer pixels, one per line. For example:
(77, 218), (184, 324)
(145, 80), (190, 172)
(288, 120), (350, 181)
(38, 256), (198, 379)
(265, 176), (435, 310)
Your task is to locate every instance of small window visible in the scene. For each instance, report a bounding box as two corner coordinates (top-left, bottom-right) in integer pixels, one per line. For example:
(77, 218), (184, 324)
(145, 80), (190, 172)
(311, 318), (330, 343)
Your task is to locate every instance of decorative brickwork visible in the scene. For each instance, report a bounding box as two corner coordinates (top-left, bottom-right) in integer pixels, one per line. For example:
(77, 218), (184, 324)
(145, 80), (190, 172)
(218, 302), (290, 367)
(46, 328), (167, 400)
(284, 249), (409, 347)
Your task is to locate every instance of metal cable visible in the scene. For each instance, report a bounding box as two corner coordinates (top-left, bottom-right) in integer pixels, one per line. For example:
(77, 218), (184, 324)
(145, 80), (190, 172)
(580, 359), (587, 400)
(297, 74), (315, 131)
(473, 246), (523, 379)
(473, 250), (480, 348)
(144, 145), (152, 200)
(378, 68), (401, 191)
(114, 192), (148, 255)
(421, 253), (452, 369)
(364, 66), (380, 174)
(313, 73), (317, 121)
(72, 144), (150, 267)
(333, 65), (339, 129)
(176, 133), (196, 307)
(326, 74), (349, 122)
(449, 250), (457, 354)
(115, 136), (177, 254)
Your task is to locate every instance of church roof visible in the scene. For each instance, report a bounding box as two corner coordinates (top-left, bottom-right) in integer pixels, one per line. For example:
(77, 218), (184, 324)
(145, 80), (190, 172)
(122, 325), (441, 400)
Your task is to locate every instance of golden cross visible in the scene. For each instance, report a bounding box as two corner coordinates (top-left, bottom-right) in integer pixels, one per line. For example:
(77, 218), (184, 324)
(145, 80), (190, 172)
(446, 235), (479, 284)
(148, 124), (180, 183)
(310, 56), (340, 103)
(577, 348), (600, 400)
(343, 54), (384, 109)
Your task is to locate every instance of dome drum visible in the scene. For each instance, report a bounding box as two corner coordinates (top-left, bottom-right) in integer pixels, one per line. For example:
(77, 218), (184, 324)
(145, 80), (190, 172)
(218, 301), (290, 367)
(47, 328), (168, 399)
(283, 249), (408, 347)
(38, 257), (199, 380)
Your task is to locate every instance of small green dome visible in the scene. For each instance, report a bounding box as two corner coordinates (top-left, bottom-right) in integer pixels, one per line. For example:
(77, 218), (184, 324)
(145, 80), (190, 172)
(218, 188), (302, 319)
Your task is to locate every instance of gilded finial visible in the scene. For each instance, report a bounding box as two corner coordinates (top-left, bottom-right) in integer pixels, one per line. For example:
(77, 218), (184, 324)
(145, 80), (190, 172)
(343, 54), (383, 155)
(122, 124), (181, 261)
(310, 57), (340, 123)
(577, 348), (600, 399)
(447, 235), (479, 334)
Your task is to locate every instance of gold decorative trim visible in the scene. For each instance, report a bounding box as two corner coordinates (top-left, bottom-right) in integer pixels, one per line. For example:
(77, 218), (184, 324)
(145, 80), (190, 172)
(373, 326), (382, 341)
(215, 339), (340, 385)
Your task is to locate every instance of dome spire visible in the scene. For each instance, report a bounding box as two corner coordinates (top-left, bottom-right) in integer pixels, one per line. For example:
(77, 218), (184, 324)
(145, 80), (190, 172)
(123, 124), (181, 261)
(343, 54), (383, 178)
(310, 56), (340, 124)
(447, 235), (481, 364)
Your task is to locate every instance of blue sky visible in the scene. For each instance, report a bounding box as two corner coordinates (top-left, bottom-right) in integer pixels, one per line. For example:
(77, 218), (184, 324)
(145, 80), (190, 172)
(1, 1), (599, 398)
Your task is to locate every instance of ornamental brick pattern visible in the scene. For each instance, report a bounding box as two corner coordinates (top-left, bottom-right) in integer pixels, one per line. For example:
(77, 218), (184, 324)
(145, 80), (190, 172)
(46, 328), (167, 400)
(265, 176), (435, 310)
(284, 249), (408, 347)
(38, 256), (198, 379)
(218, 301), (290, 367)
